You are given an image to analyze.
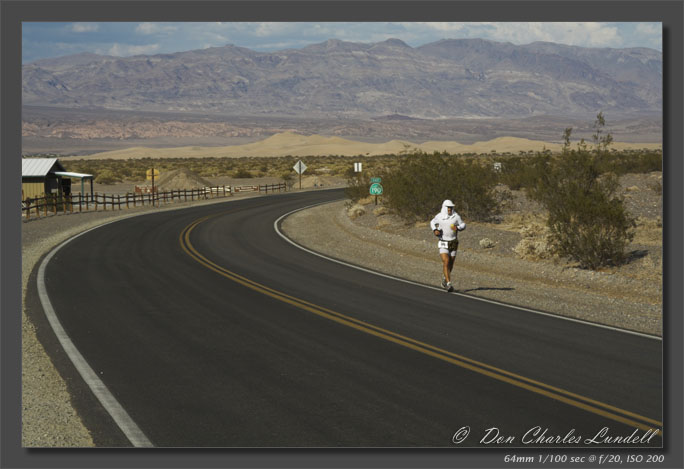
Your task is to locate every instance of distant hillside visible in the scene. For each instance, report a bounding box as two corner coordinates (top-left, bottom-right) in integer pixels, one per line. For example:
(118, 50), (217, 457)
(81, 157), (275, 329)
(23, 38), (661, 120)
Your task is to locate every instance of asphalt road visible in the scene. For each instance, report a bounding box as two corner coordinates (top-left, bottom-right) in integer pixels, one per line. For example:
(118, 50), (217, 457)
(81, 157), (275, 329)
(35, 189), (662, 447)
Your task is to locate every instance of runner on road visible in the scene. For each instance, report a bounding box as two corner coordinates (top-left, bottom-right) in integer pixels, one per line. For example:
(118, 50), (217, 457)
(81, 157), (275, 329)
(430, 200), (466, 292)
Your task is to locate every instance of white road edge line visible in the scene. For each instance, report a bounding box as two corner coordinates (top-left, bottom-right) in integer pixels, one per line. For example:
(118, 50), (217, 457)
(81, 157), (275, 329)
(37, 222), (154, 448)
(30, 190), (323, 447)
(274, 199), (662, 342)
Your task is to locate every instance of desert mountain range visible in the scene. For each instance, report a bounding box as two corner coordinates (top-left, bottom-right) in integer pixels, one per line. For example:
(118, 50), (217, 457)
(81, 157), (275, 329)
(23, 38), (661, 120)
(72, 131), (661, 160)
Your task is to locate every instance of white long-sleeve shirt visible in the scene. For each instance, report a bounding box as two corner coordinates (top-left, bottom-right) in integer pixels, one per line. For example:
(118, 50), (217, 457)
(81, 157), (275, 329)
(430, 203), (466, 241)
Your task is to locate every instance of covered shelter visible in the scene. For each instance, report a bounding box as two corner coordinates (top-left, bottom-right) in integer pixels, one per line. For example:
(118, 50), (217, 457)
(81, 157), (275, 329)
(21, 158), (93, 200)
(54, 171), (95, 198)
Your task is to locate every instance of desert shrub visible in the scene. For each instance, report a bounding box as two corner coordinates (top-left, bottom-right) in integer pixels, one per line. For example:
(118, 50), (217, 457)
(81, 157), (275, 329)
(344, 169), (371, 203)
(380, 151), (498, 222)
(455, 158), (499, 220)
(347, 203), (366, 219)
(94, 169), (122, 184)
(650, 180), (663, 195)
(281, 171), (296, 190)
(496, 155), (548, 191)
(233, 168), (253, 178)
(527, 149), (636, 269)
(594, 150), (662, 175)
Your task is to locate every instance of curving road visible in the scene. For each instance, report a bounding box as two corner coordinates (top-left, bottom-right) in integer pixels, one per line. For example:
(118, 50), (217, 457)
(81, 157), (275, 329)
(34, 189), (662, 447)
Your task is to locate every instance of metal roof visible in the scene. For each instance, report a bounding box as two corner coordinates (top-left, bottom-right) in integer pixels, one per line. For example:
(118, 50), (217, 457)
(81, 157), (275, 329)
(54, 171), (94, 179)
(22, 158), (66, 177)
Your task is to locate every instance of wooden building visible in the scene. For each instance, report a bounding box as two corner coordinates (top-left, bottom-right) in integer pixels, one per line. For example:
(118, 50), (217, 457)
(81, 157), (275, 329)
(22, 158), (93, 200)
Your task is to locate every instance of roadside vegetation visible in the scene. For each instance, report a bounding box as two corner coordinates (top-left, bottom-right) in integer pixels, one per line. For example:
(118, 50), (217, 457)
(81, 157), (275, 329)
(51, 113), (661, 270)
(59, 155), (398, 185)
(344, 113), (661, 270)
(524, 113), (645, 269)
(372, 151), (500, 222)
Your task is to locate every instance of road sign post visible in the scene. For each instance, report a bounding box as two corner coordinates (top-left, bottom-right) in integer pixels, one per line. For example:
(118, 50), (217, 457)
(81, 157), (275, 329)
(369, 182), (383, 205)
(146, 168), (160, 206)
(293, 160), (307, 190)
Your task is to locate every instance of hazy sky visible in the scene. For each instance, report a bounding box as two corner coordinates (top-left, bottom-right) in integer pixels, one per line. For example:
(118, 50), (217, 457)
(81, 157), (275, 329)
(22, 22), (662, 64)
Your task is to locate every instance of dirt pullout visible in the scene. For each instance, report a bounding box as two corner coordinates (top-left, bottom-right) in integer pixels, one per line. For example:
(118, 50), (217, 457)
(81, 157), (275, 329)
(155, 167), (213, 190)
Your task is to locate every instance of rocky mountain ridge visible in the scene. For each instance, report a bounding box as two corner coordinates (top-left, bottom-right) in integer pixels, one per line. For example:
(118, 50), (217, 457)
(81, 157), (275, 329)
(23, 38), (661, 120)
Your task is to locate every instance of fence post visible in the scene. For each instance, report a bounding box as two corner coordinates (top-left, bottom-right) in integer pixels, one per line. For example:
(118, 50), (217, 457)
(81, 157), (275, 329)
(25, 199), (30, 220)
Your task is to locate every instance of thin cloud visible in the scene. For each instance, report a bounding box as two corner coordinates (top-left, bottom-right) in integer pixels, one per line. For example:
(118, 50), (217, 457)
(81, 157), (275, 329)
(69, 23), (99, 33)
(254, 22), (295, 37)
(464, 22), (622, 48)
(22, 21), (663, 64)
(636, 23), (661, 36)
(413, 22), (466, 33)
(135, 23), (177, 35)
(108, 43), (161, 57)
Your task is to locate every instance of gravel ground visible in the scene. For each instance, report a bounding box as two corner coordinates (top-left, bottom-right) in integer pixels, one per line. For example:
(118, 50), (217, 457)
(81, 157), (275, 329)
(21, 172), (661, 447)
(282, 172), (662, 338)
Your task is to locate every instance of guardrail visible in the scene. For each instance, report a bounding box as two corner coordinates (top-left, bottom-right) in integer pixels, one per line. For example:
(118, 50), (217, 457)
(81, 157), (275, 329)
(22, 183), (287, 220)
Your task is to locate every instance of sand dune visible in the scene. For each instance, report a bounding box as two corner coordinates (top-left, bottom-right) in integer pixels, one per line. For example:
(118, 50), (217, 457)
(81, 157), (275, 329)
(77, 132), (662, 160)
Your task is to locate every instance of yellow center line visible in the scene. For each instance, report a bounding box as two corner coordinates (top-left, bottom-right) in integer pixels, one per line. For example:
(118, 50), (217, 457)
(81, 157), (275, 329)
(180, 214), (663, 435)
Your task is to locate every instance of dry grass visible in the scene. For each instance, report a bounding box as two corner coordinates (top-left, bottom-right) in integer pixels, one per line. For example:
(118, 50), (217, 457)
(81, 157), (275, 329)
(633, 217), (662, 246)
(347, 204), (366, 220)
(498, 212), (549, 232)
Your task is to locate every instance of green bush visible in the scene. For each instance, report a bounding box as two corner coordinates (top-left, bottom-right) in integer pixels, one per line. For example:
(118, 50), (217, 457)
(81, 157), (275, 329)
(233, 168), (253, 178)
(380, 151), (498, 222)
(528, 149), (636, 269)
(496, 155), (547, 191)
(94, 169), (122, 185)
(595, 150), (662, 175)
(344, 170), (371, 203)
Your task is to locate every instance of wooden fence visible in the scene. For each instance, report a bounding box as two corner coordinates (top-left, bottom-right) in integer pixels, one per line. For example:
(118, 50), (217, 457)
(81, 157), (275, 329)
(22, 183), (287, 220)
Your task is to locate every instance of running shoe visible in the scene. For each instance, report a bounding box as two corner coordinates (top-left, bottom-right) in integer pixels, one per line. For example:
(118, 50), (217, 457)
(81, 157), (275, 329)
(446, 282), (454, 292)
(441, 276), (448, 289)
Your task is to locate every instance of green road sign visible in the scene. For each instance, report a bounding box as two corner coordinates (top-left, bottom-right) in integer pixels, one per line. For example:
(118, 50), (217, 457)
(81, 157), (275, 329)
(370, 177), (382, 183)
(369, 183), (383, 195)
